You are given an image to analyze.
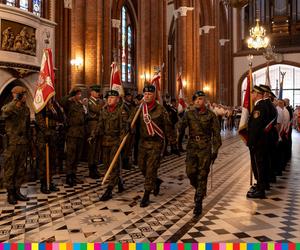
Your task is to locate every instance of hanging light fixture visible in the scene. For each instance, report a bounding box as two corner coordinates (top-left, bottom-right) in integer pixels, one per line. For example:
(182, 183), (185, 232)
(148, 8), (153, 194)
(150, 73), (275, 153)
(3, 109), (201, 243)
(247, 19), (270, 50)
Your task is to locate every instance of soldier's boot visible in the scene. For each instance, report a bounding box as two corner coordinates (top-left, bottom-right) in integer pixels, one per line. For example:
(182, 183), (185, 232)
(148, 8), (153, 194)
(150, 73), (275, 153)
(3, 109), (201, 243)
(99, 186), (113, 201)
(140, 190), (151, 207)
(40, 180), (51, 194)
(66, 174), (75, 187)
(193, 193), (203, 217)
(117, 177), (125, 193)
(153, 178), (163, 196)
(7, 189), (17, 205)
(49, 183), (60, 192)
(14, 188), (29, 201)
(89, 165), (100, 179)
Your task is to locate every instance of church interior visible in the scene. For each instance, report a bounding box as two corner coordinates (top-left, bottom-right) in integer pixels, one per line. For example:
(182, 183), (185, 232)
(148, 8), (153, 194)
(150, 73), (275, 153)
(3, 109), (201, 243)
(0, 0), (300, 243)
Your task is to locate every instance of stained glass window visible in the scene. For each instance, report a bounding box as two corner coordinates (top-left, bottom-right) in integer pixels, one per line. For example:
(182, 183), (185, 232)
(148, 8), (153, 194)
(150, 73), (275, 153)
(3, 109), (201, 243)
(120, 5), (135, 87)
(6, 0), (16, 7)
(33, 0), (42, 16)
(20, 0), (29, 11)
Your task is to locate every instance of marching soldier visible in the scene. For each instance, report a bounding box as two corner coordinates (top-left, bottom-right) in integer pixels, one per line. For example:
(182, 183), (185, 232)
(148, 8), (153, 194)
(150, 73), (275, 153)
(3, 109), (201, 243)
(247, 86), (269, 199)
(64, 87), (87, 187)
(87, 85), (103, 179)
(90, 90), (129, 201)
(35, 98), (60, 194)
(179, 90), (221, 216)
(134, 84), (179, 208)
(1, 86), (30, 205)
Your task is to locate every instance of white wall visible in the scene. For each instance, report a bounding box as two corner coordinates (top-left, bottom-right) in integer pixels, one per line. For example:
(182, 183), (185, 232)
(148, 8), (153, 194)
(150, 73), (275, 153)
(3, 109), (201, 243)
(233, 53), (300, 106)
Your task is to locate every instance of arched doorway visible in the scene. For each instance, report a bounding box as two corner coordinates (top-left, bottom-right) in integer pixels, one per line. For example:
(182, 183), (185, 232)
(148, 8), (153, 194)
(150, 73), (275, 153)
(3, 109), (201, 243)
(240, 64), (300, 107)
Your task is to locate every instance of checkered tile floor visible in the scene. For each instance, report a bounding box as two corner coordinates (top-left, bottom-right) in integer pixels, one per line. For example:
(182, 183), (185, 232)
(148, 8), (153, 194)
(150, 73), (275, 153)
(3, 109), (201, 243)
(0, 130), (299, 242)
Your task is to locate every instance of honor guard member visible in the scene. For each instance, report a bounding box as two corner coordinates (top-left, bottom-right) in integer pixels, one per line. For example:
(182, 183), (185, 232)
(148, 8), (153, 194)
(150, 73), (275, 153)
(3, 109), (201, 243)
(135, 84), (179, 208)
(1, 86), (30, 204)
(247, 86), (269, 199)
(64, 87), (87, 187)
(179, 90), (221, 216)
(259, 85), (278, 184)
(90, 90), (128, 201)
(87, 85), (103, 179)
(35, 98), (60, 194)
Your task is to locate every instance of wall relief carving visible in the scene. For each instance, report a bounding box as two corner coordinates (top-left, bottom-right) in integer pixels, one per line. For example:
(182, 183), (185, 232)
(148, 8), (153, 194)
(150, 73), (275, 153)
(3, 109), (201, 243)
(1, 19), (36, 56)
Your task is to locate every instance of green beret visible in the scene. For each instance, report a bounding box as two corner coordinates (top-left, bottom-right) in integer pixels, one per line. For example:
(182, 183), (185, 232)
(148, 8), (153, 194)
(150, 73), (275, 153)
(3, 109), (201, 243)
(69, 87), (82, 97)
(90, 85), (101, 92)
(192, 90), (206, 101)
(105, 90), (119, 98)
(143, 85), (156, 93)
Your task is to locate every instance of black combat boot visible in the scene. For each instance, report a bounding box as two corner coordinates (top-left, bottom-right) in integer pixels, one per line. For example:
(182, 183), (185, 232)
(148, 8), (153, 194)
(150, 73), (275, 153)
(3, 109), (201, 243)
(15, 188), (29, 201)
(117, 177), (125, 193)
(99, 186), (113, 201)
(140, 190), (151, 207)
(49, 183), (60, 192)
(40, 180), (51, 194)
(193, 192), (203, 217)
(153, 178), (163, 196)
(7, 189), (17, 205)
(89, 165), (100, 179)
(66, 174), (74, 187)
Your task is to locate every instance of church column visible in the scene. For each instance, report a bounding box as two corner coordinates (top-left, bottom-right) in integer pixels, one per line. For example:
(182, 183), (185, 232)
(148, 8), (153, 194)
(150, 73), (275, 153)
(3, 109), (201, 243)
(138, 0), (166, 92)
(174, 0), (195, 100)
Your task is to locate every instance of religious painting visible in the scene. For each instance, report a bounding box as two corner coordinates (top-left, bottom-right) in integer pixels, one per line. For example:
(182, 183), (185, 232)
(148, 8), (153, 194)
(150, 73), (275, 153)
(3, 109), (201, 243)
(1, 19), (36, 56)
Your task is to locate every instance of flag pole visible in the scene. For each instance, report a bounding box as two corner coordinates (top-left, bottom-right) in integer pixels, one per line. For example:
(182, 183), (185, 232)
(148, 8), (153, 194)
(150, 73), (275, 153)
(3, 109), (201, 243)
(101, 104), (142, 185)
(45, 116), (50, 191)
(248, 55), (253, 186)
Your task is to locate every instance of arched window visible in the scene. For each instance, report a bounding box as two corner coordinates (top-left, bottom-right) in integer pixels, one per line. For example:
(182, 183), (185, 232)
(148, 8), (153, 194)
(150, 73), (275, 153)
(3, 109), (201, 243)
(120, 5), (135, 89)
(4, 0), (42, 16)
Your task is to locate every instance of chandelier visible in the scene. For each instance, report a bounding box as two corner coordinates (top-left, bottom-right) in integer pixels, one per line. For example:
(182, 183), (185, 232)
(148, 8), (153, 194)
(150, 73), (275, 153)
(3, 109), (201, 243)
(247, 19), (269, 50)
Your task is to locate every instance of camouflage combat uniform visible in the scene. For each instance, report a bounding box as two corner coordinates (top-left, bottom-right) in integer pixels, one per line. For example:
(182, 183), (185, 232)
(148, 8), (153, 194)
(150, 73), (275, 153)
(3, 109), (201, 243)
(87, 96), (103, 176)
(1, 99), (30, 201)
(137, 101), (176, 195)
(35, 105), (61, 193)
(179, 106), (221, 198)
(64, 97), (87, 184)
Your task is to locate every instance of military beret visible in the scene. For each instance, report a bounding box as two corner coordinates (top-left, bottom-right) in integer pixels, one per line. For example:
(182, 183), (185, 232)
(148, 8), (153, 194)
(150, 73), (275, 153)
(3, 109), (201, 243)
(252, 85), (264, 94)
(135, 94), (144, 101)
(12, 86), (27, 94)
(143, 85), (156, 93)
(259, 84), (271, 93)
(69, 87), (82, 96)
(90, 85), (101, 92)
(270, 91), (277, 98)
(105, 90), (119, 98)
(192, 90), (206, 101)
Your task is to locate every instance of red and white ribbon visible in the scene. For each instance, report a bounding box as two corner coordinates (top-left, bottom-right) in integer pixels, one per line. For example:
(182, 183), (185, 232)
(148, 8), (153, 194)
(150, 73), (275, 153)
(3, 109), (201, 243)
(142, 103), (164, 139)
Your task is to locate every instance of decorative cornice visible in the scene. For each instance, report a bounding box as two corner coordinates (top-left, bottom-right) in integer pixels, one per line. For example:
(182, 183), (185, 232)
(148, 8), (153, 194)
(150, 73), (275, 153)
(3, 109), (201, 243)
(112, 19), (121, 29)
(199, 26), (216, 35)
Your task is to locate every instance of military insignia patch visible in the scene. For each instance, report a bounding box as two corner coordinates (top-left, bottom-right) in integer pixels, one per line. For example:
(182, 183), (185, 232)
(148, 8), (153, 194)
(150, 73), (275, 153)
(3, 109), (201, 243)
(253, 111), (260, 119)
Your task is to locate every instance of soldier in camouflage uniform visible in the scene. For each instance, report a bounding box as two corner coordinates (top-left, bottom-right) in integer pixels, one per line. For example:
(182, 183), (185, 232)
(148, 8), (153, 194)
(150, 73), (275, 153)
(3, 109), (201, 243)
(90, 90), (129, 201)
(87, 85), (103, 179)
(35, 98), (61, 194)
(134, 84), (179, 207)
(122, 90), (136, 170)
(179, 90), (221, 216)
(64, 87), (87, 187)
(1, 86), (30, 205)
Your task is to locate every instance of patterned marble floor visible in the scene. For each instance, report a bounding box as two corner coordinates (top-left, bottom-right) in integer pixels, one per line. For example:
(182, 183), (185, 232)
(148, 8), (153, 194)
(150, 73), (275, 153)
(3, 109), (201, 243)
(0, 130), (299, 242)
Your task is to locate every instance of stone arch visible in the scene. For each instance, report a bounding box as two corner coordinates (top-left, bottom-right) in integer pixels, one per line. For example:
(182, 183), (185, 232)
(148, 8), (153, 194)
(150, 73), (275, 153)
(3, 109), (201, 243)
(237, 60), (300, 105)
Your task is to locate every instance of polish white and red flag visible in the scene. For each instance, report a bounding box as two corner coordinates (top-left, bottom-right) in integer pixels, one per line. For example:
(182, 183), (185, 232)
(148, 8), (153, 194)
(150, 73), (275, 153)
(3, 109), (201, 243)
(151, 72), (163, 105)
(110, 62), (124, 96)
(33, 48), (55, 113)
(177, 73), (187, 113)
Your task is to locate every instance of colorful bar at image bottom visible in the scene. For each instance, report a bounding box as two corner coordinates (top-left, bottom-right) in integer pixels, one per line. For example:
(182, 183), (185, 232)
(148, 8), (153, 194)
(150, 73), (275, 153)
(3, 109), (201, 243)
(0, 244), (299, 250)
